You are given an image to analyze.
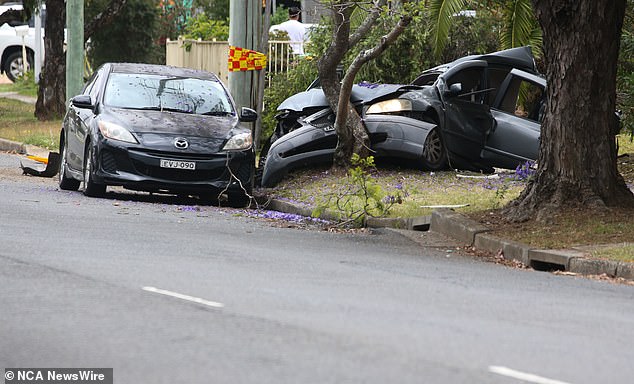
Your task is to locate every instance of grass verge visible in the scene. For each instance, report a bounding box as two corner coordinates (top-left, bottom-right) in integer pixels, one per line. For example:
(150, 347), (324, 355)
(266, 137), (634, 262)
(0, 72), (38, 97)
(0, 97), (60, 151)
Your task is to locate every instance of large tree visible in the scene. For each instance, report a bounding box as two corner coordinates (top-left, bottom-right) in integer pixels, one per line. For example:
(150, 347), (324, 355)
(34, 0), (128, 120)
(506, 0), (634, 221)
(318, 0), (413, 167)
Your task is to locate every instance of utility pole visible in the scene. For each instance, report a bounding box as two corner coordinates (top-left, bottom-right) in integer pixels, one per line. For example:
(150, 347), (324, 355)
(228, 0), (261, 110)
(34, 1), (42, 83)
(66, 0), (84, 100)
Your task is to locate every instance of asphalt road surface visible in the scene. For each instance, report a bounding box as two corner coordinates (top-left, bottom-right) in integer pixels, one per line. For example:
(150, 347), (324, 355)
(1, 151), (633, 384)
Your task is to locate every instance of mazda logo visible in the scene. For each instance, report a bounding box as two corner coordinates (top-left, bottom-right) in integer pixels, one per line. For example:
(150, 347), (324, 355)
(174, 138), (189, 149)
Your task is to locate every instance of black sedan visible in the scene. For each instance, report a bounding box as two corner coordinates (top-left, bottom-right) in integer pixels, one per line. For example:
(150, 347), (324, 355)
(260, 46), (546, 187)
(58, 63), (256, 206)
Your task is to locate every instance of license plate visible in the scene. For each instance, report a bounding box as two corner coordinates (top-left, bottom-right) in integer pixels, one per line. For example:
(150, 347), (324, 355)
(159, 159), (196, 170)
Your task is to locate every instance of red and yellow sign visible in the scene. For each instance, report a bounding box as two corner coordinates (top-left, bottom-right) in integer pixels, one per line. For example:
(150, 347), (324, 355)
(228, 46), (267, 72)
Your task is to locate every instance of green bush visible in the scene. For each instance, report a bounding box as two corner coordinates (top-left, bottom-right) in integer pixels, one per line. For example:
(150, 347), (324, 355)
(182, 13), (229, 41)
(312, 155), (405, 227)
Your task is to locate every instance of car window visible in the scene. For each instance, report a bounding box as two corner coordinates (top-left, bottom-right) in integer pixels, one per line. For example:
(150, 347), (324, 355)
(103, 73), (235, 115)
(486, 68), (510, 105)
(446, 67), (486, 104)
(411, 72), (440, 86)
(498, 76), (545, 123)
(81, 71), (100, 97)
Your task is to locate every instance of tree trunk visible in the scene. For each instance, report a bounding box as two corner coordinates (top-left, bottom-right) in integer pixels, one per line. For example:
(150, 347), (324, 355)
(333, 13), (413, 167)
(317, 2), (355, 167)
(34, 0), (66, 120)
(506, 0), (634, 222)
(318, 0), (396, 168)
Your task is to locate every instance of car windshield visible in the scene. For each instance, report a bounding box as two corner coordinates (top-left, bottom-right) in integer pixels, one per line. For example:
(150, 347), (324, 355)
(103, 73), (235, 116)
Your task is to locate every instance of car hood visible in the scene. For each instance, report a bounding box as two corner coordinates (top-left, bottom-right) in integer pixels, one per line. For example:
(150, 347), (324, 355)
(100, 108), (243, 153)
(277, 83), (410, 112)
(102, 107), (240, 138)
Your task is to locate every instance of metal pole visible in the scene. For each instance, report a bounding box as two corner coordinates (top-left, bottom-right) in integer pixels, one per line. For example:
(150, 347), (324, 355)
(254, 0), (272, 152)
(228, 0), (259, 110)
(66, 0), (84, 101)
(34, 1), (42, 83)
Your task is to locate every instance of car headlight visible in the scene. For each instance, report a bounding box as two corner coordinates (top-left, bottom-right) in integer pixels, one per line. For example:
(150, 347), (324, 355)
(223, 132), (252, 151)
(98, 121), (138, 143)
(366, 99), (412, 115)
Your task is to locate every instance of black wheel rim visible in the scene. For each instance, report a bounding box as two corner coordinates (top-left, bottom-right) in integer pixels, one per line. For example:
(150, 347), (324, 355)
(423, 129), (443, 165)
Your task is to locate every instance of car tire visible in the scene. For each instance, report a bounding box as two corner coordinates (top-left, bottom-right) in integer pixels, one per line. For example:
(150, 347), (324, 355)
(83, 144), (106, 197)
(4, 51), (32, 82)
(58, 139), (80, 191)
(421, 128), (447, 170)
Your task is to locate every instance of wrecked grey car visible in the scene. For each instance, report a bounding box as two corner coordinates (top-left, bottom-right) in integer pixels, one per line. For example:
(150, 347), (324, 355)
(260, 46), (546, 187)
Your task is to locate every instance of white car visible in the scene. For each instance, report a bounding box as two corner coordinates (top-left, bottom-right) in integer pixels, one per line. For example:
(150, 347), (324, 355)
(0, 2), (44, 82)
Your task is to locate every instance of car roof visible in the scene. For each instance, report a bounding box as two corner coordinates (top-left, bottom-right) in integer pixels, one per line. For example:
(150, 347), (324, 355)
(424, 46), (538, 75)
(106, 63), (222, 82)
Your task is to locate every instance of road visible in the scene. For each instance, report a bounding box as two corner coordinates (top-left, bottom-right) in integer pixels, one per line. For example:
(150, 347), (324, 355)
(1, 151), (633, 384)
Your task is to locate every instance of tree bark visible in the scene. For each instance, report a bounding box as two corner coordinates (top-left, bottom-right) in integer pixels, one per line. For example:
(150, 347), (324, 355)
(506, 0), (634, 221)
(34, 0), (129, 120)
(334, 13), (413, 165)
(34, 0), (66, 120)
(317, 0), (395, 168)
(317, 2), (355, 167)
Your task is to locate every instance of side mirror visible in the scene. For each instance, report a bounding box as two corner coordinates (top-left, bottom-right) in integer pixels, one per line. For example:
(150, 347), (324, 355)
(446, 83), (462, 97)
(70, 95), (93, 109)
(240, 107), (257, 122)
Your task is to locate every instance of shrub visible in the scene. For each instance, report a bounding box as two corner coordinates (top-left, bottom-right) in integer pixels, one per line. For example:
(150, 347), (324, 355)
(182, 13), (229, 41)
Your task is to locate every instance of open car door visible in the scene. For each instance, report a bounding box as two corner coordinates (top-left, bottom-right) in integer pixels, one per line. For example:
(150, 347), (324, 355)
(437, 61), (496, 165)
(483, 69), (545, 169)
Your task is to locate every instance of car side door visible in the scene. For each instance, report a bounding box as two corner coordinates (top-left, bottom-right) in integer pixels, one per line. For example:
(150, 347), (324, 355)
(483, 69), (546, 169)
(66, 72), (101, 171)
(438, 60), (496, 163)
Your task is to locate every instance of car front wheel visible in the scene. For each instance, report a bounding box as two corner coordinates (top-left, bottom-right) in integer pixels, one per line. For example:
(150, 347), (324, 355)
(420, 128), (447, 170)
(58, 140), (80, 191)
(83, 144), (106, 197)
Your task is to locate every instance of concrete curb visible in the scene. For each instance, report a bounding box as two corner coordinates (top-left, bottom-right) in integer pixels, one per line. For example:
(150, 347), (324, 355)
(255, 197), (431, 231)
(256, 201), (632, 280)
(429, 209), (633, 281)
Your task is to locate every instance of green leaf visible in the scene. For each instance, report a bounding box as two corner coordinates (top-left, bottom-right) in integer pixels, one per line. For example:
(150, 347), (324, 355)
(429, 0), (468, 58)
(500, 0), (540, 51)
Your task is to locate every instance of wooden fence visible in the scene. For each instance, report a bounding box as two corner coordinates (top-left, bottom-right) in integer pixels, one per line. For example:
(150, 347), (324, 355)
(165, 38), (303, 86)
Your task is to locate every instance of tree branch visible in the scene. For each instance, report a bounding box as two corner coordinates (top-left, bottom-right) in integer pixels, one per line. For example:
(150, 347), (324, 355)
(349, 0), (387, 48)
(343, 13), (413, 99)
